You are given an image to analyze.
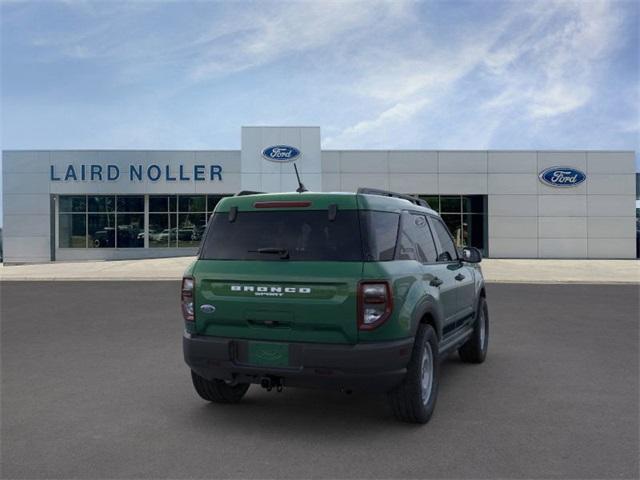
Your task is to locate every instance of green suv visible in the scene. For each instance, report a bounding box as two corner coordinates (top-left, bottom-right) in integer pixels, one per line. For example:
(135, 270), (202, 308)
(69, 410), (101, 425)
(182, 189), (488, 423)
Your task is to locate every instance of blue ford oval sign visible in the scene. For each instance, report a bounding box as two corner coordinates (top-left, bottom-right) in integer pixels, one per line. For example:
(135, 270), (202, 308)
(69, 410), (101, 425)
(538, 166), (586, 188)
(261, 145), (301, 162)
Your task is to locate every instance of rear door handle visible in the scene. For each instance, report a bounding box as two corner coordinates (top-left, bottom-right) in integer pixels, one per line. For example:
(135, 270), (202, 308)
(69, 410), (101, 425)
(429, 277), (443, 287)
(455, 273), (465, 281)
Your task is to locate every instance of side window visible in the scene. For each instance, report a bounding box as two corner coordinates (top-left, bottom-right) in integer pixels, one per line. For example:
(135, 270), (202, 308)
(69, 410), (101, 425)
(396, 213), (437, 263)
(430, 217), (458, 262)
(360, 211), (400, 261)
(420, 219), (438, 263)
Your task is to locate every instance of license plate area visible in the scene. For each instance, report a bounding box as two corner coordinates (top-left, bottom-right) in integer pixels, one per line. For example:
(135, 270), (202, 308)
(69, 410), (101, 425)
(247, 341), (290, 367)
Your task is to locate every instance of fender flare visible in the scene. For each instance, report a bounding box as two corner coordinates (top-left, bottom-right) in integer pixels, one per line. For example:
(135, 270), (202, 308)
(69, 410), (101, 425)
(410, 301), (445, 340)
(473, 285), (487, 323)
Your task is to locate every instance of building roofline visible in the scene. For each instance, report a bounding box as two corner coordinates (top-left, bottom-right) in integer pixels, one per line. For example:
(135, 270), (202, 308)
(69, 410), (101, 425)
(2, 149), (637, 154)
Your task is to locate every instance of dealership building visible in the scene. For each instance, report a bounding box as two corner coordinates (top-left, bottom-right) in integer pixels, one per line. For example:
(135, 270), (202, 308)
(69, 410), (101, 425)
(1, 126), (637, 263)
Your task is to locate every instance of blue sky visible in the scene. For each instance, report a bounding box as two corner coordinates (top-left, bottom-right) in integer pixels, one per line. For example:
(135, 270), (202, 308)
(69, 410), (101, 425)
(1, 0), (638, 223)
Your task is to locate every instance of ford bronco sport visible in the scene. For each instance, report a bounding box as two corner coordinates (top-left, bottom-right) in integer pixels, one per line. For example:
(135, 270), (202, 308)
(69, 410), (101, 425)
(182, 188), (488, 423)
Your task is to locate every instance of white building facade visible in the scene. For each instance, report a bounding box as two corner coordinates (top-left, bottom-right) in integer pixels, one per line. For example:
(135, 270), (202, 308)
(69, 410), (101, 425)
(2, 126), (637, 263)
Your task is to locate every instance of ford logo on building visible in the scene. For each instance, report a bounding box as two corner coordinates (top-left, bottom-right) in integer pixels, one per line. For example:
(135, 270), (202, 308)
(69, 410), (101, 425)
(538, 166), (586, 187)
(261, 145), (301, 162)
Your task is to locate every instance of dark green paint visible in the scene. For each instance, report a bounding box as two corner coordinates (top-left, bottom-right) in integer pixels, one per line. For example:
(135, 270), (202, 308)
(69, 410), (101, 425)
(187, 192), (481, 347)
(193, 260), (361, 344)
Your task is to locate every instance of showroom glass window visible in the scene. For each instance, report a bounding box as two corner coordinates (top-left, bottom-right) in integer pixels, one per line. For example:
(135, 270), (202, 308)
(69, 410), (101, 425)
(60, 194), (247, 249)
(149, 195), (178, 248)
(59, 196), (87, 247)
(148, 195), (231, 248)
(115, 196), (144, 248)
(59, 195), (144, 248)
(88, 195), (116, 248)
(417, 195), (487, 255)
(178, 195), (206, 248)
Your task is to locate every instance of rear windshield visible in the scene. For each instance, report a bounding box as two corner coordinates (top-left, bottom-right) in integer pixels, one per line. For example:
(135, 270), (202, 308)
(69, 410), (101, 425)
(200, 210), (363, 261)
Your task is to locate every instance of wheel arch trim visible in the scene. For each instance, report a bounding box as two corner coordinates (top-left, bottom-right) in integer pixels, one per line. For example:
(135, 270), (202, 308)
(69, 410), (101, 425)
(411, 303), (444, 340)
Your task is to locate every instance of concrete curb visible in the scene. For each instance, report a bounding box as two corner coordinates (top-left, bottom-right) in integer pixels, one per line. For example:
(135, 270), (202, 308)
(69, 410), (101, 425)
(1, 278), (638, 285)
(1, 280), (638, 285)
(0, 277), (181, 282)
(1, 258), (638, 284)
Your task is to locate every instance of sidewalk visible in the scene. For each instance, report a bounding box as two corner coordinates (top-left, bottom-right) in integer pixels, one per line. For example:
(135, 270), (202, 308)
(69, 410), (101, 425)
(0, 257), (193, 282)
(482, 259), (639, 284)
(1, 257), (638, 284)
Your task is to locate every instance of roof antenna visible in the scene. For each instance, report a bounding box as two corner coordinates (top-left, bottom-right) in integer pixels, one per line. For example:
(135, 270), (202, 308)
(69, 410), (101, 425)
(293, 163), (308, 193)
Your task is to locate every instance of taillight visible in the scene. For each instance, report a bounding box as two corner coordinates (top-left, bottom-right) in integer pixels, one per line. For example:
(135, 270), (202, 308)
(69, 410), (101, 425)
(181, 276), (195, 322)
(358, 282), (393, 330)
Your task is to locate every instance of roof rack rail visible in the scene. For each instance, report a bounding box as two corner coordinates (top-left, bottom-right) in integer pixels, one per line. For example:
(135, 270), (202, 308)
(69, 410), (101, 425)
(235, 190), (264, 196)
(357, 188), (429, 208)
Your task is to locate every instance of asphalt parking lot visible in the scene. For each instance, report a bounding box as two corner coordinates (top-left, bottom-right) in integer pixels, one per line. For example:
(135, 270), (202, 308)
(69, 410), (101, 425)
(1, 282), (638, 479)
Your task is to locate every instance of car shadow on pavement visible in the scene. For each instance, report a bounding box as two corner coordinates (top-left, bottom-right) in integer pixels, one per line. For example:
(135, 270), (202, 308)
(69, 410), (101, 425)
(181, 355), (473, 435)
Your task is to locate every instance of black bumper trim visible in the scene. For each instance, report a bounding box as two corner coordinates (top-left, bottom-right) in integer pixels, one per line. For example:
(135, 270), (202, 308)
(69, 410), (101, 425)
(183, 334), (414, 392)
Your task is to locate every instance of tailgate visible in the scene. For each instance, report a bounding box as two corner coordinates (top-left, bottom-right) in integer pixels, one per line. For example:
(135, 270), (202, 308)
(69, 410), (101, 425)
(193, 260), (362, 344)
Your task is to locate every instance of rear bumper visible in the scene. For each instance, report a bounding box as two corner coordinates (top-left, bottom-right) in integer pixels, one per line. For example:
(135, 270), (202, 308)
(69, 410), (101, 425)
(183, 333), (414, 393)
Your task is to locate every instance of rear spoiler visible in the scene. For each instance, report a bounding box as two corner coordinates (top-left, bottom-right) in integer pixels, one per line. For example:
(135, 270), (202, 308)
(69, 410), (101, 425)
(357, 188), (429, 208)
(235, 190), (264, 196)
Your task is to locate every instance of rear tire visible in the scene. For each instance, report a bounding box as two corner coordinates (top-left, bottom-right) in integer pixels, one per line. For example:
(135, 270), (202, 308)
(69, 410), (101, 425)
(191, 371), (250, 404)
(458, 297), (489, 364)
(387, 324), (439, 424)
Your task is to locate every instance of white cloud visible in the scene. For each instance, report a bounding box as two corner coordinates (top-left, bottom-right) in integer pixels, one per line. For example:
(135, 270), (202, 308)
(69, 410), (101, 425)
(3, 0), (636, 153)
(22, 0), (412, 81)
(528, 84), (592, 118)
(481, 0), (624, 119)
(536, 2), (621, 115)
(618, 117), (640, 134)
(324, 39), (498, 146)
(326, 98), (429, 147)
(326, 0), (629, 147)
(190, 1), (410, 80)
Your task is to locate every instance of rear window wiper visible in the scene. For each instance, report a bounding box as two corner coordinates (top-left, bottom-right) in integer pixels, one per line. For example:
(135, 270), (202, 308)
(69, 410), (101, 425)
(248, 247), (290, 260)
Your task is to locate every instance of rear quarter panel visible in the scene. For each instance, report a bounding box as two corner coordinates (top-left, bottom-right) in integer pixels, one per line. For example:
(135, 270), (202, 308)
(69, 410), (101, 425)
(359, 261), (442, 342)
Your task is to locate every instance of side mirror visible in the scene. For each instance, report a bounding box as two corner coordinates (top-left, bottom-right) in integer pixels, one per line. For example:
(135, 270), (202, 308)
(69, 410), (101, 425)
(461, 246), (482, 263)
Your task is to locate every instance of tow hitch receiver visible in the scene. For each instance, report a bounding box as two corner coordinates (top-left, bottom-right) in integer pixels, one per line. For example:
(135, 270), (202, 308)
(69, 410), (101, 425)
(260, 376), (284, 392)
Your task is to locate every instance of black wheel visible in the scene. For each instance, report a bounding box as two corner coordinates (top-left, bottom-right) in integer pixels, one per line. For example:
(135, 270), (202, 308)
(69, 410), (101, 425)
(191, 371), (250, 404)
(459, 296), (489, 364)
(387, 324), (440, 424)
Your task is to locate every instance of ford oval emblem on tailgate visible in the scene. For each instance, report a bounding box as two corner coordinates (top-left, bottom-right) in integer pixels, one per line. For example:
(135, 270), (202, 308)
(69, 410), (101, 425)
(200, 304), (216, 314)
